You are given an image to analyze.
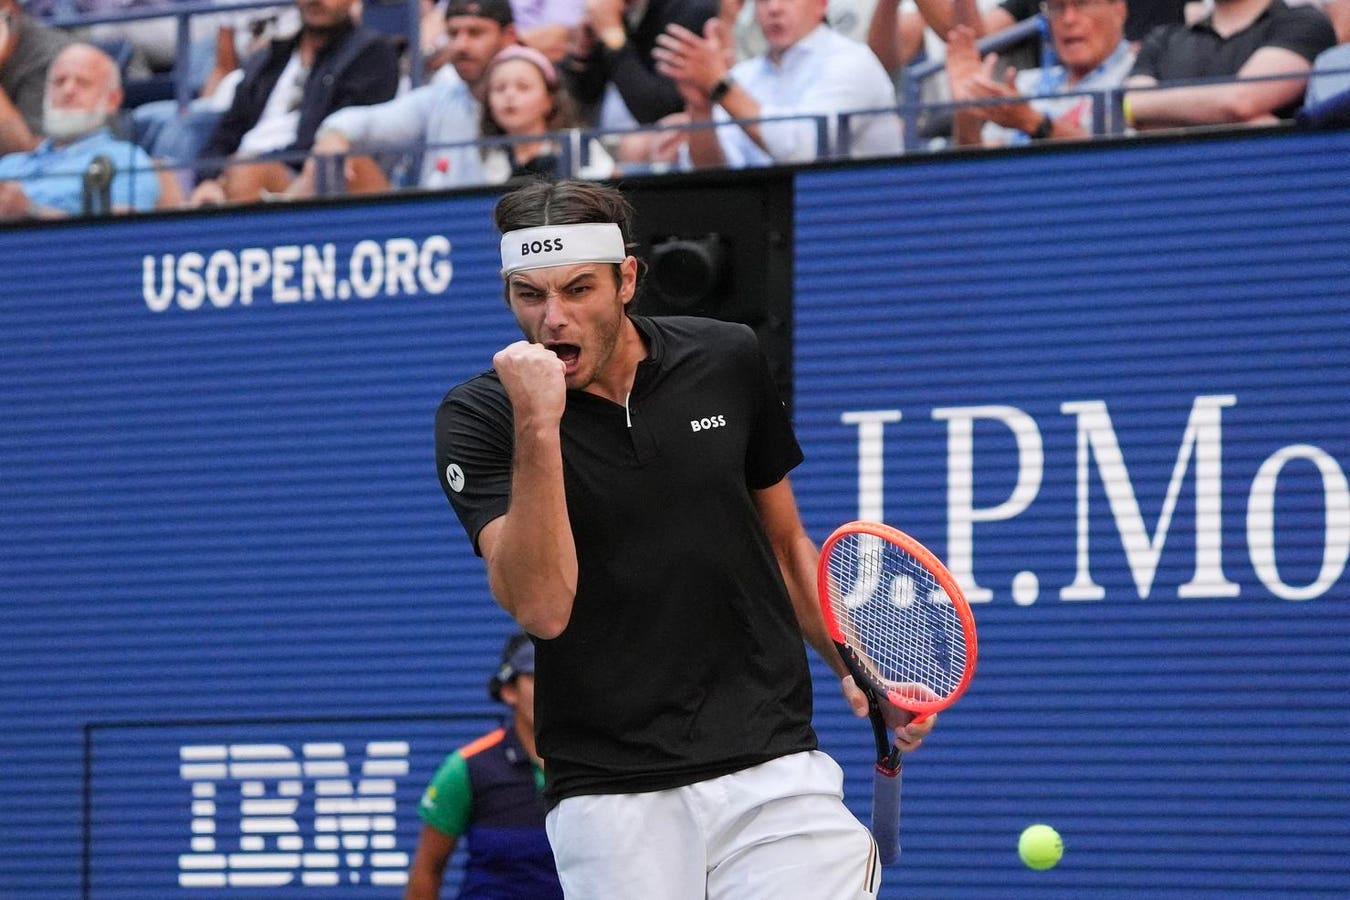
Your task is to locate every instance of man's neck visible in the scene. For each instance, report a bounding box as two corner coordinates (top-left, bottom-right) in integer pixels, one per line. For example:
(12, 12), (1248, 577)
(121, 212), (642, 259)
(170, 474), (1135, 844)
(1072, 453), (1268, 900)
(297, 21), (346, 62)
(513, 716), (539, 762)
(48, 127), (102, 150)
(766, 24), (822, 65)
(1066, 42), (1120, 86)
(1210, 0), (1273, 37)
(584, 317), (647, 405)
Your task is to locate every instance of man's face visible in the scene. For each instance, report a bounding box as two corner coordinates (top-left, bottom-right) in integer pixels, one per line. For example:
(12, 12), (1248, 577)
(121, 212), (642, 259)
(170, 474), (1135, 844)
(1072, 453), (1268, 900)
(446, 16), (513, 86)
(754, 0), (828, 58)
(43, 46), (120, 140)
(505, 260), (637, 392)
(1045, 0), (1126, 77)
(295, 0), (355, 31)
(501, 673), (535, 728)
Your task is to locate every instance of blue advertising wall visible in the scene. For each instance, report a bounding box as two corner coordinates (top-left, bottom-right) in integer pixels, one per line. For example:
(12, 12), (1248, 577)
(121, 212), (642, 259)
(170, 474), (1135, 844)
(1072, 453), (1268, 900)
(2, 127), (1349, 898)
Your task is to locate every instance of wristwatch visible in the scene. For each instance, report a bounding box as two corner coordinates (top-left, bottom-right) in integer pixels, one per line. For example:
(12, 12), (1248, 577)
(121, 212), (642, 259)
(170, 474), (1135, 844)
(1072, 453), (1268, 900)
(1030, 113), (1054, 140)
(708, 76), (734, 104)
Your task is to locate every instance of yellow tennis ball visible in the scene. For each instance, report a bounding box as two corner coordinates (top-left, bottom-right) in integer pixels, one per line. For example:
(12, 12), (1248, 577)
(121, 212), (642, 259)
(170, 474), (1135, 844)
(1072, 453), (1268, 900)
(1018, 824), (1063, 870)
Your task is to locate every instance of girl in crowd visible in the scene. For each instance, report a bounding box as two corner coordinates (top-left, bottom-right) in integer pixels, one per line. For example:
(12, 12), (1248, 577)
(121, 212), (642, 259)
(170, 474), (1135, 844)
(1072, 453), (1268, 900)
(479, 45), (615, 184)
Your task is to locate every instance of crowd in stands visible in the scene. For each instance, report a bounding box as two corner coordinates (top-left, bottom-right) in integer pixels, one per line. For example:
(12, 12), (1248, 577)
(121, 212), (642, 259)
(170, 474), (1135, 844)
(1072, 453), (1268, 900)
(0, 0), (1345, 219)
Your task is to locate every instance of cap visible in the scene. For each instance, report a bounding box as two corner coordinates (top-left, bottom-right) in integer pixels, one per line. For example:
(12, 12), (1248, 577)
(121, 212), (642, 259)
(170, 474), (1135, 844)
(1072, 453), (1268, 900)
(487, 632), (535, 701)
(444, 0), (513, 26)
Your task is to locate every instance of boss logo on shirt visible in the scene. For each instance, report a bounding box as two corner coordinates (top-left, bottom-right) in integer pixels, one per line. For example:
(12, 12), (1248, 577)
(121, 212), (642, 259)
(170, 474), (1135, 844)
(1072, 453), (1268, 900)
(690, 415), (727, 432)
(521, 238), (563, 256)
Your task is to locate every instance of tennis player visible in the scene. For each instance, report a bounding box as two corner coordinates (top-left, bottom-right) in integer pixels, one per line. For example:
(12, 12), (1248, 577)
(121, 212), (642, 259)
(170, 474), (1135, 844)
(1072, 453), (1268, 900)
(434, 179), (934, 898)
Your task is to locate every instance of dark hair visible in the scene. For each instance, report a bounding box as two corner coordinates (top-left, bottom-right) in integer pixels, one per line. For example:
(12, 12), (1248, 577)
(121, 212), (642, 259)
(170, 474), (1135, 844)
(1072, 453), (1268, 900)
(444, 0), (514, 26)
(487, 630), (533, 701)
(493, 179), (634, 239)
(494, 180), (643, 292)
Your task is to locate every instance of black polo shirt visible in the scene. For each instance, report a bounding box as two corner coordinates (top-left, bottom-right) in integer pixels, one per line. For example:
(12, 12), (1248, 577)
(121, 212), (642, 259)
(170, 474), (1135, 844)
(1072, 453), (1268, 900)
(1131, 0), (1335, 117)
(435, 315), (818, 806)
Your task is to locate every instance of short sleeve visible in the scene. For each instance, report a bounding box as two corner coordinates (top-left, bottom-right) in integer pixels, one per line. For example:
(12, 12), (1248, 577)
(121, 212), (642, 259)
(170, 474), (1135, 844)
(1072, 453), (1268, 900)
(1264, 7), (1336, 64)
(434, 377), (515, 555)
(417, 751), (472, 837)
(1129, 26), (1170, 79)
(742, 329), (803, 489)
(112, 144), (161, 211)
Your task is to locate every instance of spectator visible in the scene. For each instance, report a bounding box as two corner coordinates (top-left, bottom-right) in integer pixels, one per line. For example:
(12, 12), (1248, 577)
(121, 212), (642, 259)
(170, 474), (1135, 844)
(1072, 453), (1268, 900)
(898, 0), (1192, 45)
(188, 0), (400, 206)
(723, 0), (879, 62)
(945, 0), (1134, 146)
(0, 42), (159, 219)
(131, 5), (300, 195)
(423, 0), (584, 70)
(653, 0), (902, 168)
(405, 632), (562, 900)
(196, 4), (301, 101)
(286, 0), (518, 197)
(1124, 0), (1336, 128)
(0, 0), (69, 154)
(479, 44), (615, 182)
(562, 0), (718, 130)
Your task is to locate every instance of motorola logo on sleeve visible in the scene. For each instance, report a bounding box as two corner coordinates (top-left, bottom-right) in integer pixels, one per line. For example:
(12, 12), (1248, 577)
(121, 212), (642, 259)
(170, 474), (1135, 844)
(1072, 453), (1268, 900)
(445, 463), (466, 493)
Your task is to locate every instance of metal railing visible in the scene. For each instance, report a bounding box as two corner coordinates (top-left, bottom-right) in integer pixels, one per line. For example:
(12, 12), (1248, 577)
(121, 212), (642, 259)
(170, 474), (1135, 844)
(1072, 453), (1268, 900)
(4, 17), (1345, 225)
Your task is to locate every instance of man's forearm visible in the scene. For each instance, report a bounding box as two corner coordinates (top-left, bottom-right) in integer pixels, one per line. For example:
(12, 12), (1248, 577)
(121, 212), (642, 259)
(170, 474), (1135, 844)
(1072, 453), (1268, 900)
(1127, 83), (1280, 127)
(685, 104), (727, 167)
(868, 0), (905, 72)
(780, 530), (848, 678)
(714, 83), (768, 152)
(483, 422), (578, 639)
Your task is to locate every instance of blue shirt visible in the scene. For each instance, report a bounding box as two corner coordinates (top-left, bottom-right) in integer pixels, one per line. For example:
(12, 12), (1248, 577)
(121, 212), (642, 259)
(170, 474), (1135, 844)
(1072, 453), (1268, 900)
(712, 24), (901, 167)
(320, 67), (485, 190)
(985, 40), (1136, 147)
(0, 128), (160, 216)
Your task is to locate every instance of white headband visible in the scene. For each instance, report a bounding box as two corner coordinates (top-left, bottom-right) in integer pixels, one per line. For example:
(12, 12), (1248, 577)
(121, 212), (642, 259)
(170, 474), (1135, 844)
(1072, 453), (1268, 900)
(500, 223), (627, 276)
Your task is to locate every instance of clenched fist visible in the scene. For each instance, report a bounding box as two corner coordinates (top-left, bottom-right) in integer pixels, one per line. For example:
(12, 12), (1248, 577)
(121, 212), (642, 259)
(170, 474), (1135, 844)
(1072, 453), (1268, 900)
(493, 340), (568, 428)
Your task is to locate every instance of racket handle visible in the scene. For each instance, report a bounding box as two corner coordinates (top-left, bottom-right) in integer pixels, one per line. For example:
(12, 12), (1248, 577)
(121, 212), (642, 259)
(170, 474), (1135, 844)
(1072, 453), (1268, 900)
(871, 764), (902, 865)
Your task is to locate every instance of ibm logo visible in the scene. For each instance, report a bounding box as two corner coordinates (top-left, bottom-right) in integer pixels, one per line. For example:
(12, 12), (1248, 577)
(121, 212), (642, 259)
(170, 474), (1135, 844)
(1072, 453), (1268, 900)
(178, 741), (411, 888)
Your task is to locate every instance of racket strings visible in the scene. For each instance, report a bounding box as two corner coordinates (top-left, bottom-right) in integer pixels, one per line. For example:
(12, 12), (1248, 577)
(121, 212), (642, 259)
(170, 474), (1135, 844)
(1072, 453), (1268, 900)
(827, 533), (969, 701)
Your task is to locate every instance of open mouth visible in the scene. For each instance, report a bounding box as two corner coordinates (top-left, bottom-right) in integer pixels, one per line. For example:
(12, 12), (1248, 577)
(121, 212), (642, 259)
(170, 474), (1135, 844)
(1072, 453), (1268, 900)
(547, 342), (581, 373)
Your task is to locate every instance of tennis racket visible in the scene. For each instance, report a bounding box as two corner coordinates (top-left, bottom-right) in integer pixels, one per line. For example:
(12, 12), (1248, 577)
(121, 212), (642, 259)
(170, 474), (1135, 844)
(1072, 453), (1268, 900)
(817, 520), (978, 865)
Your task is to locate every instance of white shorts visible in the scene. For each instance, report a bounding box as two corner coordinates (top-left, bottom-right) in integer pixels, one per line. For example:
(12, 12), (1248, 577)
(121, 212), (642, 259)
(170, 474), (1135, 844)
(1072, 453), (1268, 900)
(545, 750), (881, 900)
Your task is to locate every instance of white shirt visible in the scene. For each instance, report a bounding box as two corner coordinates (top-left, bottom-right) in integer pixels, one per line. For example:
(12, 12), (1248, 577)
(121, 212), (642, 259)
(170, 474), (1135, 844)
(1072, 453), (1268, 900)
(713, 25), (902, 167)
(320, 66), (485, 189)
(237, 52), (306, 156)
(734, 0), (877, 61)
